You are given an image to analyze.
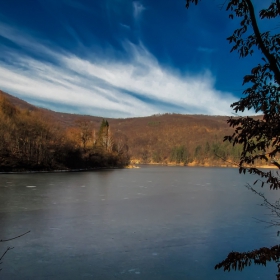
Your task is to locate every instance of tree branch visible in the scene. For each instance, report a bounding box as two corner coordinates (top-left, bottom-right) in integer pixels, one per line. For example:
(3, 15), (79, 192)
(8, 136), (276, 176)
(0, 247), (14, 262)
(245, 0), (280, 83)
(0, 231), (30, 243)
(276, 0), (280, 15)
(215, 244), (280, 274)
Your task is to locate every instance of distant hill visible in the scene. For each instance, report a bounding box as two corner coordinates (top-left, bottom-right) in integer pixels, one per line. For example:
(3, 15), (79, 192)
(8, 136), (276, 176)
(0, 90), (258, 166)
(0, 90), (38, 111)
(0, 90), (103, 128)
(109, 114), (236, 165)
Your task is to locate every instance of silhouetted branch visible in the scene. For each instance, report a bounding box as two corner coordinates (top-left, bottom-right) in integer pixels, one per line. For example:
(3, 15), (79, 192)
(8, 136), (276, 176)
(186, 0), (280, 278)
(0, 231), (30, 242)
(0, 247), (14, 272)
(245, 0), (280, 83)
(0, 231), (30, 272)
(214, 153), (239, 166)
(215, 245), (280, 280)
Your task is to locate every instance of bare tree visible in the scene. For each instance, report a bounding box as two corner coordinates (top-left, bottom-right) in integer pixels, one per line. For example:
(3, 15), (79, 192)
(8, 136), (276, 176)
(76, 119), (93, 152)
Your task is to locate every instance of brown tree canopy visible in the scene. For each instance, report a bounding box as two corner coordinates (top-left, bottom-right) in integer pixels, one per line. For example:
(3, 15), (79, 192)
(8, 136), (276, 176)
(0, 95), (129, 171)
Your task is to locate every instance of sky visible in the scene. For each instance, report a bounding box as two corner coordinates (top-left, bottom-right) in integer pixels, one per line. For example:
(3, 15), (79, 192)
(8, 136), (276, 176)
(0, 0), (269, 118)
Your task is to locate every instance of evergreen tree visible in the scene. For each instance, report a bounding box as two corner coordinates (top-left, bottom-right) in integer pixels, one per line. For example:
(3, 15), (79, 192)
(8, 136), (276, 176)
(96, 119), (112, 151)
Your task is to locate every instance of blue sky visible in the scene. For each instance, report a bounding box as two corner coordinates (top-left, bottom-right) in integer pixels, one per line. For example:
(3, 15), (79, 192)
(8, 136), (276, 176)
(0, 0), (268, 117)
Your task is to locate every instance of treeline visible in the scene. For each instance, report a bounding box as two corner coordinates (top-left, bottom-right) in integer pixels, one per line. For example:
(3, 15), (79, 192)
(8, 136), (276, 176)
(120, 114), (269, 167)
(0, 95), (129, 172)
(1, 91), (268, 168)
(115, 114), (253, 166)
(151, 141), (243, 166)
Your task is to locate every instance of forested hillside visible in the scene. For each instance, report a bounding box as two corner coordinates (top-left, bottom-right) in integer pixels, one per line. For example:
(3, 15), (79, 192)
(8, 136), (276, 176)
(0, 93), (129, 171)
(112, 114), (242, 166)
(0, 90), (268, 168)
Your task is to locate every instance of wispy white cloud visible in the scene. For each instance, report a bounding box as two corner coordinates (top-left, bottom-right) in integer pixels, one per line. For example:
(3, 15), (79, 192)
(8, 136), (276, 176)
(133, 1), (146, 21)
(0, 22), (61, 58)
(0, 23), (238, 117)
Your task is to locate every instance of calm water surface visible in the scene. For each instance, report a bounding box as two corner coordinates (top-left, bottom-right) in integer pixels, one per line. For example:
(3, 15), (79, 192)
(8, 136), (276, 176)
(0, 166), (279, 279)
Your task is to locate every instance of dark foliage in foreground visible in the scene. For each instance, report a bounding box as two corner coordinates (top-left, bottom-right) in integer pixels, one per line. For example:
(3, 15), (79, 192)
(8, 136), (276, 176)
(215, 245), (280, 277)
(186, 0), (280, 278)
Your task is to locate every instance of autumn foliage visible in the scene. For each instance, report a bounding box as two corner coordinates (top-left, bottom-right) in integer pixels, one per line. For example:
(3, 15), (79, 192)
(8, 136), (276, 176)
(0, 95), (129, 171)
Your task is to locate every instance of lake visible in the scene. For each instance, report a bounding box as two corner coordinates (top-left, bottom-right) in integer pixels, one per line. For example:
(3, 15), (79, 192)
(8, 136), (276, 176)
(0, 166), (279, 279)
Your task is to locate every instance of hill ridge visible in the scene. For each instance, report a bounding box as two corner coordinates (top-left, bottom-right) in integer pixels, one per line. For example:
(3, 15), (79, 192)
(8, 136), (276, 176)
(0, 89), (261, 167)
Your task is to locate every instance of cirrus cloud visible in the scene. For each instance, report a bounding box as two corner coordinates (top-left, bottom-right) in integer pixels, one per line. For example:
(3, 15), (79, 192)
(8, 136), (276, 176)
(0, 22), (238, 118)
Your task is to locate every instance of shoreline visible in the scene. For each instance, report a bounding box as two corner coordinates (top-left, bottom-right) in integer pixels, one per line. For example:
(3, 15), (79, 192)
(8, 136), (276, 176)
(0, 166), (126, 174)
(0, 163), (277, 174)
(130, 161), (278, 169)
